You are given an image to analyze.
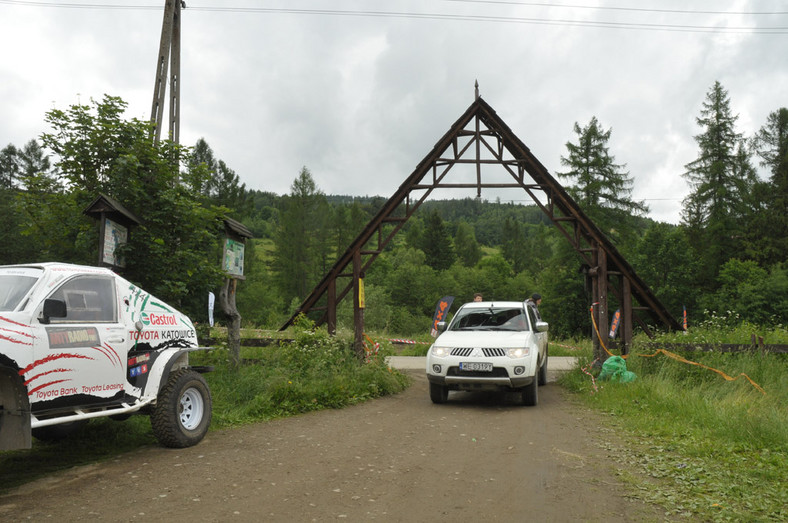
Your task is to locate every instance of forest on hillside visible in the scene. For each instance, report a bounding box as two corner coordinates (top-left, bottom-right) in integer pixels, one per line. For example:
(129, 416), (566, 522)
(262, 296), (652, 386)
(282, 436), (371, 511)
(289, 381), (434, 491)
(1, 82), (786, 339)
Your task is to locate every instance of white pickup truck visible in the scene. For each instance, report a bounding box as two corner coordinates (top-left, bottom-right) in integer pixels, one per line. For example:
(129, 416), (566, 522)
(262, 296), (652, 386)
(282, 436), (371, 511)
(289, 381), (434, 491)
(0, 262), (213, 450)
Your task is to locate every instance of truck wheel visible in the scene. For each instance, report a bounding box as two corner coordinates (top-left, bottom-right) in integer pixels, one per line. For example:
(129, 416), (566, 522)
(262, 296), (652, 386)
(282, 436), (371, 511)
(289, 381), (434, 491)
(521, 373), (538, 407)
(429, 382), (449, 404)
(538, 352), (548, 386)
(32, 420), (88, 442)
(151, 369), (212, 448)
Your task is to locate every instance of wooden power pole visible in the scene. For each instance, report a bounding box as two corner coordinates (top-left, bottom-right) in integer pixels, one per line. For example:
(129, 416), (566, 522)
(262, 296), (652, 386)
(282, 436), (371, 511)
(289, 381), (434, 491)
(151, 0), (182, 145)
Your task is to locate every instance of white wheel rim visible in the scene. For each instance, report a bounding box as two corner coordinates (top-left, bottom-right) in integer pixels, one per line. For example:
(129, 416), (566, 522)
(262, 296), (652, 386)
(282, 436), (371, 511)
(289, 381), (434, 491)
(179, 387), (204, 431)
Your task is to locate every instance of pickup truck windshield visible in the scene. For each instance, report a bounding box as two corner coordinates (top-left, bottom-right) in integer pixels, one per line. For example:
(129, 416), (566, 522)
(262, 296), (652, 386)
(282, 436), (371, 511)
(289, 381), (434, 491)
(0, 268), (43, 312)
(450, 306), (529, 332)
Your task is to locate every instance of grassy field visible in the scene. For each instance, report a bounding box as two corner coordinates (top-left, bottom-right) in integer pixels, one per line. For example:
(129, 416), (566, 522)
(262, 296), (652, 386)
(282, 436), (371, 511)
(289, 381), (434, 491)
(560, 325), (788, 521)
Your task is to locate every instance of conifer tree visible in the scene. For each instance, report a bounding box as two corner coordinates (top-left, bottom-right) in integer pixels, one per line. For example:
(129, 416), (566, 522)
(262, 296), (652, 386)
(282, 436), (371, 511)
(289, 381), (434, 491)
(557, 116), (647, 237)
(681, 81), (755, 285)
(749, 108), (788, 265)
(420, 210), (455, 270)
(273, 167), (330, 301)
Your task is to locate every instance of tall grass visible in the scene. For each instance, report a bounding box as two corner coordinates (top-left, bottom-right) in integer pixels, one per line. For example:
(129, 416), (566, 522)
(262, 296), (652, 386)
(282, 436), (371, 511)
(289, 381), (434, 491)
(196, 322), (411, 427)
(561, 326), (788, 521)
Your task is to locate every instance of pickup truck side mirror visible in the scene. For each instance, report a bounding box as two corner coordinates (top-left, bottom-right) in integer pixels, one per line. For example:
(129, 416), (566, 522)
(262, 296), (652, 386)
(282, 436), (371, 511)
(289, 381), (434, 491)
(535, 321), (549, 333)
(41, 298), (67, 324)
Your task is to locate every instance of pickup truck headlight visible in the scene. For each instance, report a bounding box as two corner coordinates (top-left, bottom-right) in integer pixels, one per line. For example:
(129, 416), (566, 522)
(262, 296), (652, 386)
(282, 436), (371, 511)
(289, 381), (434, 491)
(507, 347), (530, 358)
(431, 346), (451, 357)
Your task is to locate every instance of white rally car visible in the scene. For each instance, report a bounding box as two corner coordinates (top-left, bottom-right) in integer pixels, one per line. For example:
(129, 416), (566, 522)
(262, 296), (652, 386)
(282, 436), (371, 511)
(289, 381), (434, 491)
(0, 263), (213, 450)
(426, 300), (548, 406)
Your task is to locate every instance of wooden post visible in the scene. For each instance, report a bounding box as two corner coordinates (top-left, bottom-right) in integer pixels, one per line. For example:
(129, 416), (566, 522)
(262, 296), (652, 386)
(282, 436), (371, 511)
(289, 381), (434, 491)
(327, 278), (337, 335)
(598, 247), (609, 358)
(621, 276), (632, 356)
(218, 218), (252, 369)
(219, 278), (241, 368)
(353, 251), (365, 360)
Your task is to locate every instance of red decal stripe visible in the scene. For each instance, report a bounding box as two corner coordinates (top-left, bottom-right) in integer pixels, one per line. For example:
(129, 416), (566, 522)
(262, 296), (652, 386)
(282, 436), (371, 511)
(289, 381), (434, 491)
(24, 368), (73, 386)
(19, 353), (93, 376)
(0, 326), (34, 339)
(0, 332), (33, 346)
(103, 343), (123, 366)
(0, 315), (29, 328)
(92, 345), (117, 368)
(28, 379), (70, 396)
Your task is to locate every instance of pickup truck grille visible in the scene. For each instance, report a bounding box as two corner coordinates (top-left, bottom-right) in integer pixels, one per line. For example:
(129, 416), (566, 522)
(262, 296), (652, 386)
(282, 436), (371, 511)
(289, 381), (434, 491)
(449, 347), (507, 357)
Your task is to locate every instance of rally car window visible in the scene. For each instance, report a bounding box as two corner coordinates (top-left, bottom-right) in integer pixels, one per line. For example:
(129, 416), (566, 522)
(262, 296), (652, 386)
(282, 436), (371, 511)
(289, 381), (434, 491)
(0, 273), (41, 312)
(49, 276), (117, 323)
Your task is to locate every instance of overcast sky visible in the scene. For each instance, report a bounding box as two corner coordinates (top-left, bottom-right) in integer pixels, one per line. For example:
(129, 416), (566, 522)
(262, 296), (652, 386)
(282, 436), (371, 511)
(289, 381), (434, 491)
(2, 1), (787, 224)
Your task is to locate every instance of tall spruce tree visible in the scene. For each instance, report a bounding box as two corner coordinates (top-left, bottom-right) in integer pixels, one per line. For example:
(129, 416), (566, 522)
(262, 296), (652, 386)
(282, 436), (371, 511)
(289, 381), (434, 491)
(185, 138), (249, 216)
(750, 107), (788, 265)
(681, 81), (755, 285)
(557, 116), (647, 238)
(273, 167), (330, 302)
(420, 210), (455, 270)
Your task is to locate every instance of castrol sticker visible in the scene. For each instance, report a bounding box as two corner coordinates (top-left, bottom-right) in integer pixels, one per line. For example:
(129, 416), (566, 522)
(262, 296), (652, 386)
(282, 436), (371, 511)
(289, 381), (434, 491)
(140, 312), (178, 326)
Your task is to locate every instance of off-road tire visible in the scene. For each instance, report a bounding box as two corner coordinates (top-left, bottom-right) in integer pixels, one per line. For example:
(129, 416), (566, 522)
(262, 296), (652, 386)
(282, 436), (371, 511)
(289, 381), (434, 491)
(521, 372), (538, 407)
(151, 369), (212, 448)
(32, 419), (88, 442)
(429, 382), (449, 404)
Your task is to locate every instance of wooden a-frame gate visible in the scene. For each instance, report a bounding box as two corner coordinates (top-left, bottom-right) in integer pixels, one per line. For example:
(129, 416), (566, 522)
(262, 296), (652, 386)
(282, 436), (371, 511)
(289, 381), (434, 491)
(281, 90), (681, 357)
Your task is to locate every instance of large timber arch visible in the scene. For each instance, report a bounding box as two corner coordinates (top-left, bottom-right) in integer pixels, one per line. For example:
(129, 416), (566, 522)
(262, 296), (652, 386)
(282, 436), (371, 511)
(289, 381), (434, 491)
(281, 90), (681, 357)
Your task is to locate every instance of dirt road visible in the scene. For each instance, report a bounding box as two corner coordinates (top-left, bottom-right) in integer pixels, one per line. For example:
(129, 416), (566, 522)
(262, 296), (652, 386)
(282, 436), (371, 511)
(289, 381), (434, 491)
(0, 371), (664, 522)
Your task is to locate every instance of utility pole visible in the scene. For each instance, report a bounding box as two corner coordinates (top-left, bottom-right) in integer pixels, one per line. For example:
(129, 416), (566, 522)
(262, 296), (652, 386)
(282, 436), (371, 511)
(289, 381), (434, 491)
(150, 0), (182, 145)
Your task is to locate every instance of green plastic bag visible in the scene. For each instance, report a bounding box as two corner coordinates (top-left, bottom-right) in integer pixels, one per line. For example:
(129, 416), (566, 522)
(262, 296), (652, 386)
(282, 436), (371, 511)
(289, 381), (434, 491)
(598, 355), (637, 383)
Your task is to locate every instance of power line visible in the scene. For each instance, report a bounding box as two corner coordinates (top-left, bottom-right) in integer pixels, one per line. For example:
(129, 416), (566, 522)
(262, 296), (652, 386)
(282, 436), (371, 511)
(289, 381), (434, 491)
(441, 0), (788, 16)
(1, 0), (787, 34)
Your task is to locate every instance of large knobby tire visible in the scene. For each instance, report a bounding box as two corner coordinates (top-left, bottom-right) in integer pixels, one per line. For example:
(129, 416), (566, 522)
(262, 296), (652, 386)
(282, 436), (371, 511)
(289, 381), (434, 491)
(429, 382), (449, 404)
(151, 369), (212, 448)
(32, 419), (88, 442)
(521, 371), (538, 407)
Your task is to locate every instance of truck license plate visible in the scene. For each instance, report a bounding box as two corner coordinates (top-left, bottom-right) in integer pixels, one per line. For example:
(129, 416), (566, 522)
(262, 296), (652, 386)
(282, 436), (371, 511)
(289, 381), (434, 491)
(460, 362), (493, 372)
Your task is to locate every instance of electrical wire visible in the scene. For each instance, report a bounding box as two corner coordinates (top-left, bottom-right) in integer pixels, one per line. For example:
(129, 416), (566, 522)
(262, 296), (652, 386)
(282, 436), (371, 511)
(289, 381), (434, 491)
(0, 0), (786, 34)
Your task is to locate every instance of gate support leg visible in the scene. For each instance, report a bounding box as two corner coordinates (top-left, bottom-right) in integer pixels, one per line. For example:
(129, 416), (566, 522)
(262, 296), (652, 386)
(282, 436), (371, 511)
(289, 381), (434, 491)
(353, 251), (365, 359)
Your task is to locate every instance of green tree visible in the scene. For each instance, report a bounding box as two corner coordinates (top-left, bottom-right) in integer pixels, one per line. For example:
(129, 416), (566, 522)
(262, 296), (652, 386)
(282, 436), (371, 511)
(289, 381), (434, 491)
(631, 222), (697, 318)
(420, 210), (455, 270)
(557, 116), (647, 237)
(454, 221), (482, 267)
(0, 144), (20, 188)
(0, 140), (56, 264)
(749, 108), (788, 266)
(681, 81), (755, 286)
(273, 167), (330, 302)
(501, 216), (527, 272)
(35, 95), (226, 317)
(185, 138), (249, 216)
(700, 259), (788, 325)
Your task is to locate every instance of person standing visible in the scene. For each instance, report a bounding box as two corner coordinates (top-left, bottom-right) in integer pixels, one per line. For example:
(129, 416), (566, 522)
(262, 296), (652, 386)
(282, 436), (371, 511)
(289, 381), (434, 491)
(526, 293), (542, 321)
(473, 292), (483, 302)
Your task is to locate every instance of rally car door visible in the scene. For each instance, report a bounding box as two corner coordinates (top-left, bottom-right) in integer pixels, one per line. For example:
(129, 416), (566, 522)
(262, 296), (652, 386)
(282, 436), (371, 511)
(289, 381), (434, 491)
(27, 274), (129, 410)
